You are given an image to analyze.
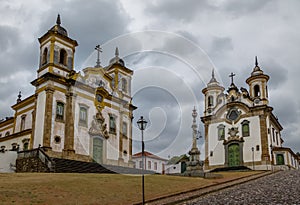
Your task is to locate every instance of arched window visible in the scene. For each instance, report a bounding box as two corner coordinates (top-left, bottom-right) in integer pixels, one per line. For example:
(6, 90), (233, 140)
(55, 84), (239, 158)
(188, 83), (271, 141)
(121, 78), (127, 93)
(241, 120), (250, 137)
(42, 48), (48, 65)
(59, 49), (67, 65)
(217, 124), (225, 140)
(254, 85), (260, 97)
(208, 95), (214, 107)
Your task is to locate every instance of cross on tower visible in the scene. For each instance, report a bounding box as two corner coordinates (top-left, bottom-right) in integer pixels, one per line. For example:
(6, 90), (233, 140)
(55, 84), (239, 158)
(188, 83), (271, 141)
(95, 45), (102, 67)
(229, 72), (236, 85)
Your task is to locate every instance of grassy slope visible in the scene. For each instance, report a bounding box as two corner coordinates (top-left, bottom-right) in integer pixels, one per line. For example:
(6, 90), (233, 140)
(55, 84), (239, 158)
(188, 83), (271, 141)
(0, 171), (261, 205)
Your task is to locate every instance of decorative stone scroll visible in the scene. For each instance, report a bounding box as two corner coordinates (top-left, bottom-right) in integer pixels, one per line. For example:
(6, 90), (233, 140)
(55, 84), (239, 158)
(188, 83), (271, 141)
(89, 112), (109, 139)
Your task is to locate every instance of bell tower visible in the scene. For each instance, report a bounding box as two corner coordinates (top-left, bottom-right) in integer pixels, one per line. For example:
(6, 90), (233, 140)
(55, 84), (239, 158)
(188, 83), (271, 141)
(246, 57), (269, 105)
(202, 69), (225, 116)
(37, 14), (78, 78)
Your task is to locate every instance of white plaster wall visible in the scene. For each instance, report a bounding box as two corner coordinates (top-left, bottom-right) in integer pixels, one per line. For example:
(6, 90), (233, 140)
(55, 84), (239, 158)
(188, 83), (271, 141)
(51, 91), (66, 152)
(15, 108), (34, 132)
(208, 116), (261, 166)
(33, 91), (46, 148)
(165, 163), (181, 174)
(0, 151), (17, 173)
(133, 157), (167, 174)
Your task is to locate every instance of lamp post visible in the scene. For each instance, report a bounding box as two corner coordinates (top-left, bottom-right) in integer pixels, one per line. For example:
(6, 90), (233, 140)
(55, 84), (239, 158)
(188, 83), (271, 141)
(137, 116), (148, 205)
(251, 147), (255, 170)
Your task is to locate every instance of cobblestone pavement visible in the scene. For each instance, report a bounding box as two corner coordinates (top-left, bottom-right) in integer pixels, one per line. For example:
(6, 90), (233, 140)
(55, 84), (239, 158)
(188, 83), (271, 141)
(183, 170), (300, 205)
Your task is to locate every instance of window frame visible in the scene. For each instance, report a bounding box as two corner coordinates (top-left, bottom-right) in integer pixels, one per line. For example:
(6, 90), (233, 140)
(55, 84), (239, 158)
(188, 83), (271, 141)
(79, 105), (88, 127)
(241, 120), (250, 137)
(56, 101), (65, 122)
(20, 114), (26, 131)
(109, 114), (117, 134)
(217, 124), (225, 140)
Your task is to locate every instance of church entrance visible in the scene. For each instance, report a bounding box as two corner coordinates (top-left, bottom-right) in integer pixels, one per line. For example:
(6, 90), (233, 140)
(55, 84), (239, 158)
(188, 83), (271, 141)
(228, 143), (240, 167)
(93, 137), (103, 164)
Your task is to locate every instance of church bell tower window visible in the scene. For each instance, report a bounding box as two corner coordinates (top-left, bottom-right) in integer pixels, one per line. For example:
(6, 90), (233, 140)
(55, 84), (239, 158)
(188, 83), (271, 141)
(254, 85), (260, 97)
(208, 96), (214, 107)
(56, 102), (65, 121)
(42, 48), (48, 65)
(59, 49), (67, 66)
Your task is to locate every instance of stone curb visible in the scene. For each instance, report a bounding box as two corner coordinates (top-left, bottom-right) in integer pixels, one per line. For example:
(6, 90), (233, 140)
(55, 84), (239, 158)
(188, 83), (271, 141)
(133, 171), (275, 205)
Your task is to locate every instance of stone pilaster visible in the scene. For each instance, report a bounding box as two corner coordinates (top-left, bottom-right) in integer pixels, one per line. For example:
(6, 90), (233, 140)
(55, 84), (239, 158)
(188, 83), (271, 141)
(63, 91), (75, 154)
(204, 123), (209, 169)
(259, 114), (270, 161)
(118, 112), (124, 164)
(30, 93), (38, 149)
(43, 86), (54, 148)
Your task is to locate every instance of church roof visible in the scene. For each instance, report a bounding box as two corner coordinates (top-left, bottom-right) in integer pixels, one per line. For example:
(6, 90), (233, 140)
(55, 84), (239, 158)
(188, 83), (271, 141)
(49, 14), (68, 37)
(133, 151), (168, 161)
(108, 47), (125, 67)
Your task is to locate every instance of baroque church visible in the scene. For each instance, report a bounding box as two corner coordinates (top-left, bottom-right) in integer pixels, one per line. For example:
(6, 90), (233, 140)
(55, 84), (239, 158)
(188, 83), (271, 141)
(201, 58), (299, 170)
(0, 15), (135, 172)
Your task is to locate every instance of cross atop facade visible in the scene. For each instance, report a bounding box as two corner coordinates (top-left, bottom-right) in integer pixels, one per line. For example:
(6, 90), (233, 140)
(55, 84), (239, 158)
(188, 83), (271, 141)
(95, 45), (102, 67)
(229, 72), (236, 85)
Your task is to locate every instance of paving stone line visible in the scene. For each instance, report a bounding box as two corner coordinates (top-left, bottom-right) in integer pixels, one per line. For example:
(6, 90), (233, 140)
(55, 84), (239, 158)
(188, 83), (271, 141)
(182, 170), (300, 205)
(136, 171), (272, 205)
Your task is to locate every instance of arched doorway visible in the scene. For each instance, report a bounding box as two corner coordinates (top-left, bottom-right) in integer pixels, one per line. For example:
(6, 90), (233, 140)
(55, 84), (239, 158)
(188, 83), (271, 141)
(93, 137), (103, 164)
(228, 144), (240, 167)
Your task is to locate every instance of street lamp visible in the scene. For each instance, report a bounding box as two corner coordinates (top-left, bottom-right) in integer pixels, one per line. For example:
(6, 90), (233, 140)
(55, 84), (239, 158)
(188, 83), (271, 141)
(137, 116), (148, 205)
(251, 147), (255, 170)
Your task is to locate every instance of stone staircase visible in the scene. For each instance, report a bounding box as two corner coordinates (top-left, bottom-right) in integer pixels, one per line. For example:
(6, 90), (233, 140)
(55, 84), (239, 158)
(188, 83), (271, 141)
(52, 158), (155, 174)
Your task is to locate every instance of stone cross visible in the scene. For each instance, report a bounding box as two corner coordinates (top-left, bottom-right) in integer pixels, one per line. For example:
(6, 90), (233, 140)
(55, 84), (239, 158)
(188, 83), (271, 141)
(95, 45), (102, 67)
(229, 72), (236, 85)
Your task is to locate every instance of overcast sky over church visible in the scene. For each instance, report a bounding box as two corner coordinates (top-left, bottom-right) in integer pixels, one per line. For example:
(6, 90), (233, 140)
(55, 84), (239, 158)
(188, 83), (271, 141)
(0, 0), (300, 159)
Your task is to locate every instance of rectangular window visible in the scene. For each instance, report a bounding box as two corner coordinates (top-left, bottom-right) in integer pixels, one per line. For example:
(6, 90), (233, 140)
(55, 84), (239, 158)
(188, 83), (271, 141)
(242, 120), (250, 137)
(109, 115), (116, 134)
(139, 161), (142, 169)
(56, 102), (64, 121)
(217, 125), (225, 140)
(122, 122), (127, 137)
(154, 162), (157, 170)
(20, 115), (26, 131)
(79, 106), (88, 126)
(148, 161), (151, 170)
(275, 132), (279, 145)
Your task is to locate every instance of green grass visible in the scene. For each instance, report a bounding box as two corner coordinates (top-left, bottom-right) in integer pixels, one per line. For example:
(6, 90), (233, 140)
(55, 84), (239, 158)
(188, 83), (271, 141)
(0, 171), (262, 205)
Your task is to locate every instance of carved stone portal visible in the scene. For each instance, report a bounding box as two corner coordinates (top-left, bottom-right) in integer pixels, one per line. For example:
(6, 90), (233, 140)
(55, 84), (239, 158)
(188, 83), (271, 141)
(89, 112), (109, 139)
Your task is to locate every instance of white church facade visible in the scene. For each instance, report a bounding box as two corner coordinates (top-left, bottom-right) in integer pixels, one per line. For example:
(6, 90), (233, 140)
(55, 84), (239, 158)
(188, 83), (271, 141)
(0, 15), (135, 172)
(201, 58), (299, 171)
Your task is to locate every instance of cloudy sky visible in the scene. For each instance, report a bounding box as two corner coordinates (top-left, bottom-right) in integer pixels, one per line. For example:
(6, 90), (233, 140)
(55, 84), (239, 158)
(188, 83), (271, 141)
(1, 0), (300, 159)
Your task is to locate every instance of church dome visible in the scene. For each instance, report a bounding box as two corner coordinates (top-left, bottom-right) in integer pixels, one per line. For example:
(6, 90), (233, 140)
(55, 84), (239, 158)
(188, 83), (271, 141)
(251, 56), (264, 76)
(50, 14), (68, 37)
(109, 47), (125, 66)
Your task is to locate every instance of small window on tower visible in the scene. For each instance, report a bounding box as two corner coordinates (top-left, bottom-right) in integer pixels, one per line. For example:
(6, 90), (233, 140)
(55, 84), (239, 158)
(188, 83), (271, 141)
(254, 85), (260, 97)
(56, 102), (65, 121)
(122, 122), (128, 137)
(20, 115), (26, 131)
(42, 48), (48, 65)
(208, 96), (214, 107)
(121, 78), (127, 93)
(59, 49), (67, 66)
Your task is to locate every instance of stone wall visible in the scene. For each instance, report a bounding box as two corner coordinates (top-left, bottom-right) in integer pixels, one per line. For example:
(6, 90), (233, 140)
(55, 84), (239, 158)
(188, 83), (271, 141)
(16, 157), (49, 172)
